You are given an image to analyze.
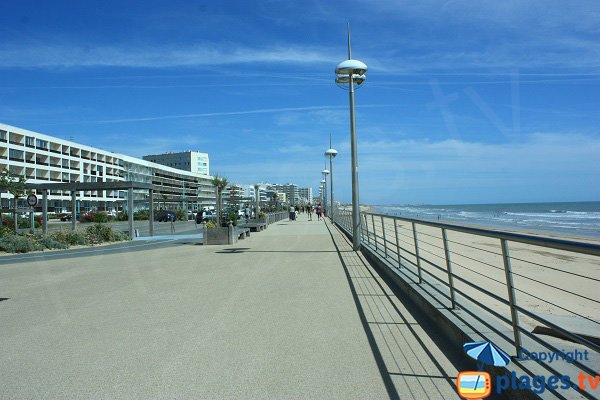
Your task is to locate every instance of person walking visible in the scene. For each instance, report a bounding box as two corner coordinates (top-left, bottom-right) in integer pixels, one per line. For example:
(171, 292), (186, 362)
(244, 204), (251, 223)
(307, 204), (313, 221)
(316, 204), (322, 221)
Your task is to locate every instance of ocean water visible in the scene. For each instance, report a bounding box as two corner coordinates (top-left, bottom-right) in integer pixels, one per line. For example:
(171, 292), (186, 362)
(374, 201), (600, 239)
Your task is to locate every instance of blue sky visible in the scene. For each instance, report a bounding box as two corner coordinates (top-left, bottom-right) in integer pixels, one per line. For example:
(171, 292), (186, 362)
(1, 0), (598, 204)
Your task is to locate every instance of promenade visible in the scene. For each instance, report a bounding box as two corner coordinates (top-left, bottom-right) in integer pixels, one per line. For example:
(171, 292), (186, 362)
(0, 214), (461, 399)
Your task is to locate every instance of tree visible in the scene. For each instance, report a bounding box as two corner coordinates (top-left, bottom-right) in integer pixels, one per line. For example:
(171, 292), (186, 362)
(211, 175), (229, 226)
(0, 169), (27, 231)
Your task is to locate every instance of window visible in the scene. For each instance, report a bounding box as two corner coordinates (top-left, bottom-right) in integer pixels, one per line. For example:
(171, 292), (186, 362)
(0, 130), (6, 141)
(25, 136), (35, 146)
(9, 149), (24, 160)
(36, 139), (48, 149)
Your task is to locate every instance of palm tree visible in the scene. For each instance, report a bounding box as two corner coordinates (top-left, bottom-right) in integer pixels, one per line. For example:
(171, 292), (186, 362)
(211, 175), (228, 225)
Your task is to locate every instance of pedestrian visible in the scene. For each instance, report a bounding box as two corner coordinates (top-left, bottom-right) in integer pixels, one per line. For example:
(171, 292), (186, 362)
(289, 205), (295, 221)
(244, 204), (251, 223)
(196, 208), (204, 224)
(307, 204), (312, 220)
(316, 205), (321, 221)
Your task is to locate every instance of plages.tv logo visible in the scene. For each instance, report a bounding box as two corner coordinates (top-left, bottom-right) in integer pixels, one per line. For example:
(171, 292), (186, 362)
(457, 341), (599, 398)
(457, 371), (492, 399)
(457, 341), (511, 399)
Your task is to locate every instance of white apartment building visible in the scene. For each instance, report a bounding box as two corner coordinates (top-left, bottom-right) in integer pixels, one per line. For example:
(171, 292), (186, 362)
(298, 187), (313, 204)
(143, 151), (209, 175)
(0, 123), (215, 214)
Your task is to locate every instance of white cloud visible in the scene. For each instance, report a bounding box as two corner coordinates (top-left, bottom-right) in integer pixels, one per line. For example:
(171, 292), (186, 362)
(0, 43), (336, 69)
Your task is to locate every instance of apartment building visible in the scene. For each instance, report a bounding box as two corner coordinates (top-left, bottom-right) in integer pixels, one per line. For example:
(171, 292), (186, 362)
(0, 123), (215, 214)
(143, 151), (209, 175)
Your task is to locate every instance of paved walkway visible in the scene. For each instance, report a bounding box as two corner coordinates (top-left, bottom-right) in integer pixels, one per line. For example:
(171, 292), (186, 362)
(0, 214), (460, 399)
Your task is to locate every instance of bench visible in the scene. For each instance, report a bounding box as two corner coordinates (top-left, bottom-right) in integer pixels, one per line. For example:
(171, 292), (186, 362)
(238, 221), (267, 232)
(235, 226), (251, 240)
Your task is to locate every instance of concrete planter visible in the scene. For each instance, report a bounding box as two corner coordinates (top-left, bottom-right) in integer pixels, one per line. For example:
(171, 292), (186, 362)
(203, 223), (234, 245)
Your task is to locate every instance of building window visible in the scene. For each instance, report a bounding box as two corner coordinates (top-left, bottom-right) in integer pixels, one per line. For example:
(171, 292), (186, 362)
(0, 130), (6, 141)
(9, 149), (24, 160)
(25, 136), (35, 147)
(36, 139), (48, 149)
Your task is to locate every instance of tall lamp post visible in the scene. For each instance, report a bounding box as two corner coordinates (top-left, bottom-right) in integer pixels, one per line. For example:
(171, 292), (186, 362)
(320, 180), (325, 208)
(325, 136), (338, 223)
(335, 25), (367, 251)
(321, 165), (329, 217)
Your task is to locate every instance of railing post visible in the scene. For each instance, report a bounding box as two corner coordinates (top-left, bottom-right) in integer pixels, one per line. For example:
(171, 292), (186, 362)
(381, 216), (388, 258)
(412, 222), (423, 283)
(364, 213), (370, 245)
(371, 214), (377, 250)
(441, 228), (456, 309)
(501, 238), (522, 355)
(394, 218), (401, 269)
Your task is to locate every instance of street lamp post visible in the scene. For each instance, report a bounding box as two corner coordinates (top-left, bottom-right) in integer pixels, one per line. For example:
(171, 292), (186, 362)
(335, 25), (367, 251)
(325, 135), (338, 223)
(322, 164), (329, 217)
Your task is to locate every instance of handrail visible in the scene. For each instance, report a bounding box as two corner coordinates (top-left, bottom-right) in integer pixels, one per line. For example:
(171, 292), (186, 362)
(333, 206), (599, 398)
(365, 211), (600, 256)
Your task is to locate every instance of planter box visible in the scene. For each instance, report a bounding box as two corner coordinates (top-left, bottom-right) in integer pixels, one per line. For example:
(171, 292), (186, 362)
(203, 224), (235, 245)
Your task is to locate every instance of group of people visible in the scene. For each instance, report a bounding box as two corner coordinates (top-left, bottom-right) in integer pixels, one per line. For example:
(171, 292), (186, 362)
(288, 204), (324, 221)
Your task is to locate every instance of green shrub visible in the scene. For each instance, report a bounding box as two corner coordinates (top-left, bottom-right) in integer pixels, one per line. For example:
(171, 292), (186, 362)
(175, 209), (187, 221)
(0, 225), (14, 237)
(116, 212), (128, 221)
(206, 221), (217, 229)
(94, 212), (108, 223)
(220, 210), (238, 227)
(134, 209), (149, 220)
(61, 231), (87, 246)
(85, 223), (129, 244)
(258, 211), (266, 220)
(0, 235), (43, 253)
(37, 235), (68, 250)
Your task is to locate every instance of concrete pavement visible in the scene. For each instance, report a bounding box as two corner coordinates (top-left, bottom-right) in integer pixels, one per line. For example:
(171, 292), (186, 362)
(0, 214), (461, 399)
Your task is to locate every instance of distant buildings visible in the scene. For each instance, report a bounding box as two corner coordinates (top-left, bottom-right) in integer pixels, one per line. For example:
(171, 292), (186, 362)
(143, 151), (210, 175)
(0, 123), (215, 213)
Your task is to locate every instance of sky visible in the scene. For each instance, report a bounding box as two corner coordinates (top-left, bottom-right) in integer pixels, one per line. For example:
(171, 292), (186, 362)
(0, 0), (599, 205)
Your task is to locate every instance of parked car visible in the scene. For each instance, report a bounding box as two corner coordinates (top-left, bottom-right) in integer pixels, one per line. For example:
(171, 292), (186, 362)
(154, 210), (176, 222)
(59, 213), (72, 221)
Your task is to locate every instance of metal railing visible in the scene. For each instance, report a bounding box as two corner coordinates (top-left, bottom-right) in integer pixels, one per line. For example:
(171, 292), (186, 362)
(265, 211), (287, 225)
(335, 207), (600, 399)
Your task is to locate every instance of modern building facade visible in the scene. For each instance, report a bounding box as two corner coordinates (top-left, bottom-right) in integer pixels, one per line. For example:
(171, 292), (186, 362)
(298, 187), (313, 204)
(143, 151), (210, 175)
(0, 123), (215, 214)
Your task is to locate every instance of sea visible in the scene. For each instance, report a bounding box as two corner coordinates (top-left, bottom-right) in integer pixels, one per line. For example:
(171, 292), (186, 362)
(373, 201), (600, 239)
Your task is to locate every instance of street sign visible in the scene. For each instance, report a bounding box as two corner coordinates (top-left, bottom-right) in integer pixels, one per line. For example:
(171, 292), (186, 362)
(26, 194), (38, 207)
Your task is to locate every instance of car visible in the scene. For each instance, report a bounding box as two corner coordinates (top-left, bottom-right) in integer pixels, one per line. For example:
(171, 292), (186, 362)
(59, 214), (72, 221)
(154, 210), (176, 222)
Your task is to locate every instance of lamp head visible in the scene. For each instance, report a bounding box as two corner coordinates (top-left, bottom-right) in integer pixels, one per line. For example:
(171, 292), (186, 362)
(325, 148), (338, 158)
(335, 59), (368, 75)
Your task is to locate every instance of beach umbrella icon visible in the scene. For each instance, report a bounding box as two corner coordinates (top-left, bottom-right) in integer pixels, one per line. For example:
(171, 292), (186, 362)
(463, 341), (511, 369)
